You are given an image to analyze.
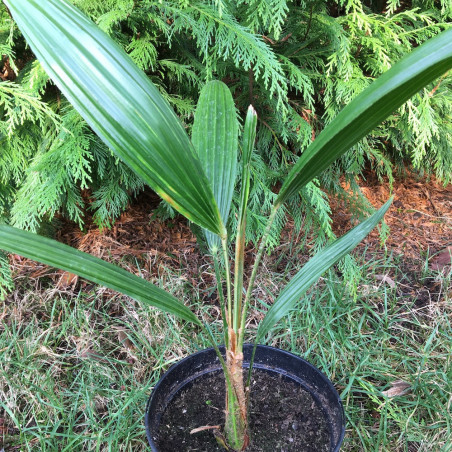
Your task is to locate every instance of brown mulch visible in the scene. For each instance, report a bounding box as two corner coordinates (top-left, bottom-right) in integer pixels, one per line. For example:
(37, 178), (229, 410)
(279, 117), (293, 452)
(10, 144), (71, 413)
(328, 171), (451, 306)
(329, 172), (451, 267)
(60, 192), (198, 265)
(8, 191), (203, 294)
(8, 172), (451, 300)
(0, 57), (16, 81)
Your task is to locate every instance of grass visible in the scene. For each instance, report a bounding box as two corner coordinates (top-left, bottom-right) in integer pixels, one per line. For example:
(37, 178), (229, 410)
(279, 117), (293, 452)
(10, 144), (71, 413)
(1, 245), (451, 451)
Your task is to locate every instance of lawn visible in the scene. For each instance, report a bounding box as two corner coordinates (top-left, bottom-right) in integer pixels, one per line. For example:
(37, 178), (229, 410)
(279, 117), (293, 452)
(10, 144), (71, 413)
(1, 175), (451, 451)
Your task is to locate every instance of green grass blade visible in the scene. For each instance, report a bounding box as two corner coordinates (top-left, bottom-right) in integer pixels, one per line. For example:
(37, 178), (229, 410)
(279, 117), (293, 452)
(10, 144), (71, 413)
(276, 29), (452, 206)
(257, 198), (393, 340)
(0, 225), (201, 325)
(5, 0), (223, 235)
(192, 80), (238, 249)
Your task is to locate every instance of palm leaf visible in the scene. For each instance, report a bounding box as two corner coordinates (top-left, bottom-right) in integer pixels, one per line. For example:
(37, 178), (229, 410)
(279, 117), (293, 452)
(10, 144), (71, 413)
(0, 225), (201, 325)
(276, 29), (452, 206)
(192, 80), (238, 249)
(5, 0), (224, 235)
(234, 106), (257, 329)
(257, 198), (393, 340)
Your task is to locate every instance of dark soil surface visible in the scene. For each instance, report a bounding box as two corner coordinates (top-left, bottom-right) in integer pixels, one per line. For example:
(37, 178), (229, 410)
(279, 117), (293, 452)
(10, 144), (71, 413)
(155, 369), (330, 452)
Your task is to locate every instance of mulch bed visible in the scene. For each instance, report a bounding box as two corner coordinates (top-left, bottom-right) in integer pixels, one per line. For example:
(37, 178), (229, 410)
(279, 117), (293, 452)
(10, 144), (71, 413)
(332, 171), (451, 265)
(7, 171), (451, 303)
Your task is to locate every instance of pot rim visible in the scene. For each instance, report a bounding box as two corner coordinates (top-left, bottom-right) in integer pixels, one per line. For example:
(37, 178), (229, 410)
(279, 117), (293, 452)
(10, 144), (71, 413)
(145, 344), (345, 451)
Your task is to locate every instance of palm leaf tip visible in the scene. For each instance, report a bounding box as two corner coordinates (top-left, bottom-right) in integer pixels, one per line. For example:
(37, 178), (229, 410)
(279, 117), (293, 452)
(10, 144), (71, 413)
(257, 197), (393, 340)
(5, 0), (223, 236)
(192, 80), (238, 248)
(0, 225), (201, 325)
(242, 105), (258, 165)
(276, 29), (452, 206)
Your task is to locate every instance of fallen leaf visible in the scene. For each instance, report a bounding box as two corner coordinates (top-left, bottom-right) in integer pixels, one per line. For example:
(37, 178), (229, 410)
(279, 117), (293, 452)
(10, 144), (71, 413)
(80, 347), (109, 363)
(29, 266), (50, 278)
(56, 271), (79, 289)
(118, 328), (135, 351)
(190, 425), (221, 434)
(361, 284), (379, 295)
(381, 380), (411, 397)
(430, 247), (452, 271)
(375, 274), (396, 288)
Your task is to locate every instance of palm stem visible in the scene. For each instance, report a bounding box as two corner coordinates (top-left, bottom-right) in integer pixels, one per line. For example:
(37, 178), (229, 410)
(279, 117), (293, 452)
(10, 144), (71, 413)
(213, 251), (229, 347)
(221, 236), (233, 339)
(233, 195), (247, 333)
(238, 204), (279, 348)
(233, 245), (245, 333)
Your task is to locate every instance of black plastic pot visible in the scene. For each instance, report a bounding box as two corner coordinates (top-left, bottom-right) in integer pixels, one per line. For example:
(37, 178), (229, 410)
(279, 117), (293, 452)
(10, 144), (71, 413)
(145, 344), (345, 451)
